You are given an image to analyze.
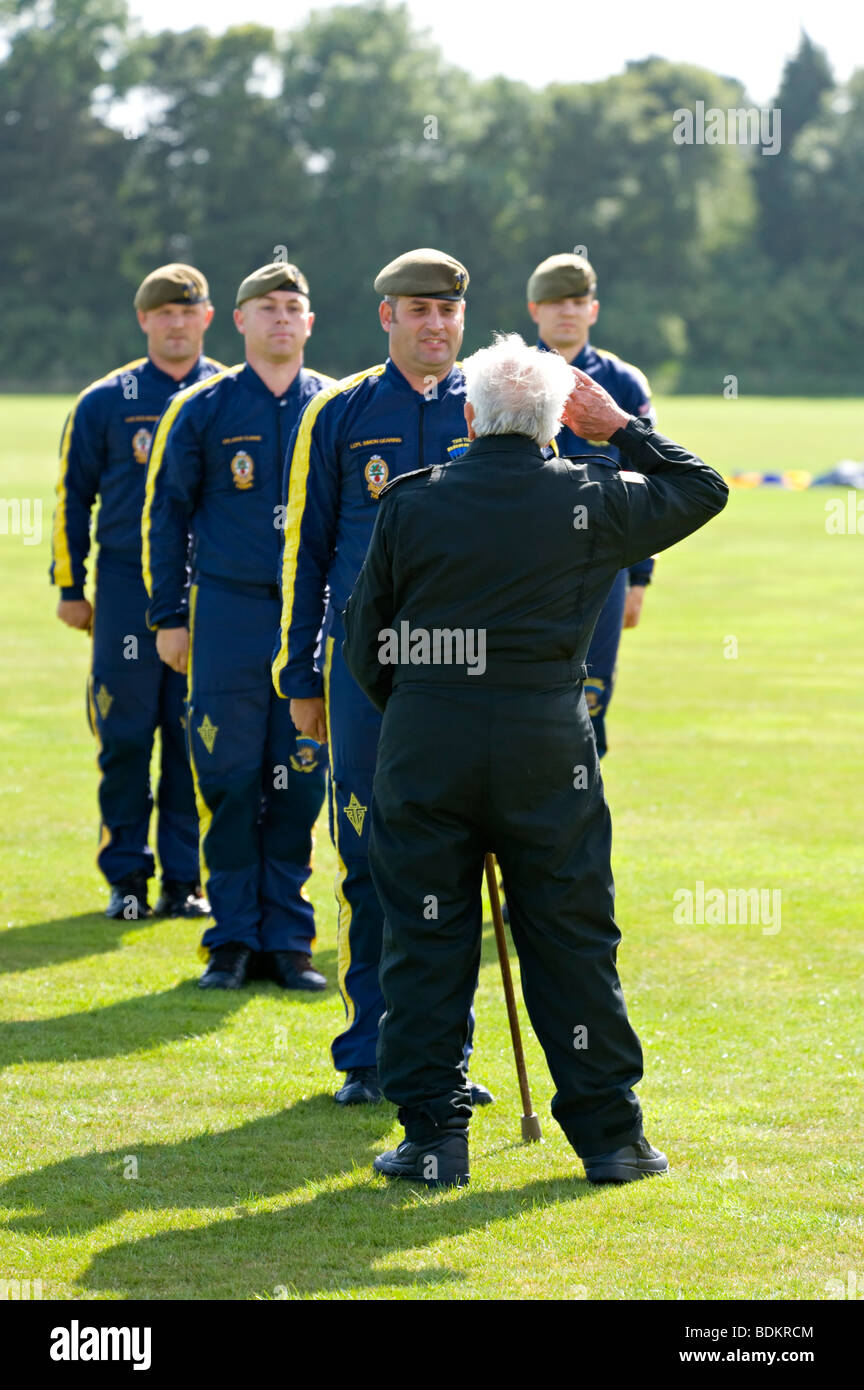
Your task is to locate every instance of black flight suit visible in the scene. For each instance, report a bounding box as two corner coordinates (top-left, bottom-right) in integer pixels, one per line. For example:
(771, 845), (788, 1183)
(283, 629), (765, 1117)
(342, 417), (728, 1158)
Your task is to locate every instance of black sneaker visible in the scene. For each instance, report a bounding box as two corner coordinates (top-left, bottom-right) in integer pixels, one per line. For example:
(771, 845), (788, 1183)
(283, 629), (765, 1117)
(263, 951), (326, 992)
(373, 1131), (469, 1189)
(198, 941), (252, 990)
(155, 881), (211, 918)
(334, 1066), (383, 1105)
(468, 1081), (495, 1106)
(105, 871), (152, 921)
(583, 1136), (669, 1184)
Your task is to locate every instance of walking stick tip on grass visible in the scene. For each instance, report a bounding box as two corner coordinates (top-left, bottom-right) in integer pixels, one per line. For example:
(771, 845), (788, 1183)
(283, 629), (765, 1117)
(484, 853), (543, 1144)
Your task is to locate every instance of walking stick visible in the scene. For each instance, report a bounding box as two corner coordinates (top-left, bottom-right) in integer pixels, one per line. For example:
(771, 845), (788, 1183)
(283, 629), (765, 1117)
(484, 854), (542, 1142)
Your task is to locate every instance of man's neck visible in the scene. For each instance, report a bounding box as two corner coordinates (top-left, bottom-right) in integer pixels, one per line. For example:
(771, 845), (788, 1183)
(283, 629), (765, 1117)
(244, 350), (303, 397)
(544, 332), (591, 364)
(549, 335), (588, 365)
(149, 350), (202, 381)
(389, 353), (455, 395)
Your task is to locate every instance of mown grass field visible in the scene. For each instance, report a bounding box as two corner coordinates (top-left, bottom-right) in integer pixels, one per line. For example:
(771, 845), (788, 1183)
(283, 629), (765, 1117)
(1, 394), (862, 1301)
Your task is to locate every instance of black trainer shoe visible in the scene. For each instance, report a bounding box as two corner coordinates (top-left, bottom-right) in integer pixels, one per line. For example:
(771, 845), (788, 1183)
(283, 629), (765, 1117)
(198, 941), (252, 990)
(583, 1136), (669, 1184)
(334, 1066), (383, 1105)
(373, 1131), (469, 1189)
(105, 872), (152, 921)
(155, 881), (211, 918)
(468, 1081), (495, 1106)
(262, 950), (326, 992)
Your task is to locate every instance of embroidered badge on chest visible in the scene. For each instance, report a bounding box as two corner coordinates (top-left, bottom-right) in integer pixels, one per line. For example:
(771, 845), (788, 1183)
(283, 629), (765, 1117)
(230, 450), (255, 490)
(364, 455), (389, 499)
(132, 428), (152, 465)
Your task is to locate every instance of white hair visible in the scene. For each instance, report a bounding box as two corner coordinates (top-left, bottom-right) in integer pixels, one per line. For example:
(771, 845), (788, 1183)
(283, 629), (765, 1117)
(461, 332), (574, 448)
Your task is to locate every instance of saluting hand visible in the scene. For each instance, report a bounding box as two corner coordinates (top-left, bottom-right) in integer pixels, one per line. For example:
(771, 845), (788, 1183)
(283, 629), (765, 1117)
(156, 627), (189, 675)
(561, 366), (631, 443)
(290, 697), (327, 744)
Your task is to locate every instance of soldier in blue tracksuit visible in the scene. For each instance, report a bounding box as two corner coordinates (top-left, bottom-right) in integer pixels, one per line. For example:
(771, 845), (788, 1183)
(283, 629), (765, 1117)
(51, 263), (223, 920)
(273, 248), (492, 1106)
(143, 262), (332, 990)
(529, 253), (656, 757)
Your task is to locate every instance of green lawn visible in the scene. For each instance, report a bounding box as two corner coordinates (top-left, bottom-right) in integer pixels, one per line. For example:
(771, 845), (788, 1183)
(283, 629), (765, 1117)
(1, 395), (862, 1301)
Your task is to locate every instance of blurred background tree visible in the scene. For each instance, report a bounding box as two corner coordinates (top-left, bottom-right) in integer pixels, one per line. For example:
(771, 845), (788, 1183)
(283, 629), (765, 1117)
(0, 1), (860, 390)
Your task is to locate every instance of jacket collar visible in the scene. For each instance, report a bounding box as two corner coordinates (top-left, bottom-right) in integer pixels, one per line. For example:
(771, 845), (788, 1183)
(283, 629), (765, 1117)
(384, 356), (463, 397)
(237, 360), (305, 401)
(145, 354), (207, 389)
(460, 432), (545, 464)
(537, 336), (595, 369)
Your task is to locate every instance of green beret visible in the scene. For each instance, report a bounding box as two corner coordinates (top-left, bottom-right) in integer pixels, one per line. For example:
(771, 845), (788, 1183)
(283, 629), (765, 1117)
(374, 248), (469, 300)
(236, 261), (310, 307)
(527, 253), (597, 303)
(134, 263), (209, 312)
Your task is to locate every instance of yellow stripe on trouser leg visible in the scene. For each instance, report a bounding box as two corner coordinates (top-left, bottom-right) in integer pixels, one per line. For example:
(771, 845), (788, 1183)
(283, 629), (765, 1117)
(323, 635), (356, 1057)
(186, 583), (216, 963)
(87, 667), (112, 867)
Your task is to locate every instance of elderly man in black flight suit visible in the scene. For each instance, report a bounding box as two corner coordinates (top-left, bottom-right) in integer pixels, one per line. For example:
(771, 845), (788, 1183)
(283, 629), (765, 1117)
(342, 332), (728, 1189)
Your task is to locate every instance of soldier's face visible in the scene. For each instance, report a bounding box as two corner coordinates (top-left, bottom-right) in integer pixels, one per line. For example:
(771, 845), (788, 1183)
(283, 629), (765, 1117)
(380, 296), (465, 377)
(138, 301), (213, 361)
(528, 296), (599, 356)
(233, 291), (314, 363)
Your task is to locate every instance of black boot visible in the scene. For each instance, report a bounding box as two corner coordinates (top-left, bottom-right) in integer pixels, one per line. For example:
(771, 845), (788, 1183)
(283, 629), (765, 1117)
(373, 1114), (469, 1188)
(155, 881), (211, 918)
(105, 871), (152, 921)
(583, 1136), (669, 1184)
(262, 951), (326, 992)
(198, 941), (252, 990)
(335, 1066), (383, 1105)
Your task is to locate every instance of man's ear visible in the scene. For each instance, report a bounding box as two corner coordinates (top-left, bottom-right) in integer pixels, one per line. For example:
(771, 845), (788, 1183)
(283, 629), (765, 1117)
(233, 306), (245, 334)
(589, 299), (600, 326)
(378, 299), (394, 332)
(527, 301), (540, 326)
(464, 401), (476, 441)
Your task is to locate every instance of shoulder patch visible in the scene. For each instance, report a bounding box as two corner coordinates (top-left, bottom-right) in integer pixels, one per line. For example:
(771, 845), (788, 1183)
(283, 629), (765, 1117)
(561, 451), (619, 471)
(378, 466), (437, 500)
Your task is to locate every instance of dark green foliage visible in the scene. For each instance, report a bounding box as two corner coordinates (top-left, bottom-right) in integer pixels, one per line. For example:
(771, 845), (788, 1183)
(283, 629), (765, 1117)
(0, 4), (859, 390)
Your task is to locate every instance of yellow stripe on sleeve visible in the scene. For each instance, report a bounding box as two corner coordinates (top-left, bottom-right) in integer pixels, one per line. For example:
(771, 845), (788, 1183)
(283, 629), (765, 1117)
(141, 366), (239, 597)
(51, 357), (147, 588)
(272, 364), (385, 692)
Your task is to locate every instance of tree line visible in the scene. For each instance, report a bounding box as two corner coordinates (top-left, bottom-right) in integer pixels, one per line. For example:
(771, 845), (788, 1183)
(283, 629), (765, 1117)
(1, 0), (861, 393)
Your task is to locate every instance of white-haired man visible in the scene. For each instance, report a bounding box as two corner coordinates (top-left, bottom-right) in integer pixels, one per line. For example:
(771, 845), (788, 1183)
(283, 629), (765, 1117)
(343, 334), (728, 1188)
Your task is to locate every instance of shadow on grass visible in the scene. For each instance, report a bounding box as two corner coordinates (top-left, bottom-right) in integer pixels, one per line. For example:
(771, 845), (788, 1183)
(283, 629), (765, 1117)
(0, 914), (340, 996)
(0, 1098), (393, 1238)
(82, 1172), (595, 1299)
(0, 978), (288, 1072)
(0, 912), (138, 975)
(0, 1095), (596, 1298)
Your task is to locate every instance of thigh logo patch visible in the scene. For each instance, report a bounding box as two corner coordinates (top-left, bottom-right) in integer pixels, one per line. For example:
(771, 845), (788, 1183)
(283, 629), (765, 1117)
(344, 792), (367, 835)
(197, 713), (218, 753)
(95, 684), (113, 719)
